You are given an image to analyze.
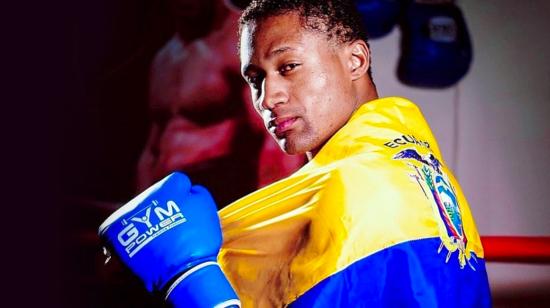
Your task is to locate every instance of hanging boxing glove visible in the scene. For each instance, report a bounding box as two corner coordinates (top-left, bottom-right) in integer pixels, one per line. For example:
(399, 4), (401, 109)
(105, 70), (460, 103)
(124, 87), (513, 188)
(397, 0), (472, 88)
(355, 0), (402, 39)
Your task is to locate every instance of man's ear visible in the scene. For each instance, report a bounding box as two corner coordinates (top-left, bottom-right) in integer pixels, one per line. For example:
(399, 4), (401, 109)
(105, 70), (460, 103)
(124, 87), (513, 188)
(347, 40), (370, 81)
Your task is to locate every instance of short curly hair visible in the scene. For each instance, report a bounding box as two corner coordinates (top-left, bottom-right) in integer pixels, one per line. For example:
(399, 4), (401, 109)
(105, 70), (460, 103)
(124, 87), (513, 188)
(239, 0), (372, 79)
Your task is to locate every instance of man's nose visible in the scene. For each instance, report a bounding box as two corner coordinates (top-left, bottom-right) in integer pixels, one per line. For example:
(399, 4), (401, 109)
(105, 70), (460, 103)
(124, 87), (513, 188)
(260, 75), (289, 111)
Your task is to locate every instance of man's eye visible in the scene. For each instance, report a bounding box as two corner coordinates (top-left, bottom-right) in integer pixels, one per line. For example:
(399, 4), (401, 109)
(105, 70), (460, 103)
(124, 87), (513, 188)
(280, 63), (300, 74)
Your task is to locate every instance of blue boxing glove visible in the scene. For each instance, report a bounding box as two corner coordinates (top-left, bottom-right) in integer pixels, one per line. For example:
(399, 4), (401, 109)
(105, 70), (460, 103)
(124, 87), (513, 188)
(397, 0), (472, 88)
(98, 172), (240, 308)
(355, 0), (402, 39)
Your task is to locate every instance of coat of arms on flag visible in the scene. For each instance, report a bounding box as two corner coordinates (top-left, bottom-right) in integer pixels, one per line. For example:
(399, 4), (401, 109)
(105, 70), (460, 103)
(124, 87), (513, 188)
(394, 148), (477, 270)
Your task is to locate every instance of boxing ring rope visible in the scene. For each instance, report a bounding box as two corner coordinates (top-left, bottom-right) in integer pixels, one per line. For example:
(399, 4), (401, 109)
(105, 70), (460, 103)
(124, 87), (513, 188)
(481, 236), (550, 264)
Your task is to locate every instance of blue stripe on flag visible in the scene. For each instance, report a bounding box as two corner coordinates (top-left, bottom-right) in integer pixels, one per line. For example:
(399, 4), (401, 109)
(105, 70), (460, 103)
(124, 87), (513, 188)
(289, 237), (491, 307)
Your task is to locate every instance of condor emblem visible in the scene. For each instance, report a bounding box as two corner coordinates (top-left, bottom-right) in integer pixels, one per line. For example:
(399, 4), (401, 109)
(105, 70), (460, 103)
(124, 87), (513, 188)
(394, 148), (476, 270)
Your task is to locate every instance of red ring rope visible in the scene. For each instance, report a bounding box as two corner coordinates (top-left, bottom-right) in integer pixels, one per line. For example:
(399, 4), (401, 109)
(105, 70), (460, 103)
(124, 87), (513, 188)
(481, 236), (550, 263)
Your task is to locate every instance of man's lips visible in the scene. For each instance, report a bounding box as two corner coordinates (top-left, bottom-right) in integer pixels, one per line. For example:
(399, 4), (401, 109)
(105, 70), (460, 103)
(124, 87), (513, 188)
(268, 117), (298, 137)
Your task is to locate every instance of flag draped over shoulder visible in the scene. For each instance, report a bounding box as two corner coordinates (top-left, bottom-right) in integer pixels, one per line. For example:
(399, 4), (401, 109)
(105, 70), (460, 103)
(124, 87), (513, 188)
(218, 97), (491, 307)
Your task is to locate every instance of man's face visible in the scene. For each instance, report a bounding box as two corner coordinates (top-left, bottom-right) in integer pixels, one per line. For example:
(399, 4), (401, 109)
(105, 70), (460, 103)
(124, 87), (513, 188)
(240, 13), (359, 155)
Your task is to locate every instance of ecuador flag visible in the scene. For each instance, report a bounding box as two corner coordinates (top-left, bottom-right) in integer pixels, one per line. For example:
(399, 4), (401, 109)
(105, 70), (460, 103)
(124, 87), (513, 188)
(218, 97), (491, 307)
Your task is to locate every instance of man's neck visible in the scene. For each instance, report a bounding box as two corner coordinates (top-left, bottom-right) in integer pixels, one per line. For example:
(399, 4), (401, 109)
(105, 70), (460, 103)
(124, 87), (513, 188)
(356, 79), (379, 109)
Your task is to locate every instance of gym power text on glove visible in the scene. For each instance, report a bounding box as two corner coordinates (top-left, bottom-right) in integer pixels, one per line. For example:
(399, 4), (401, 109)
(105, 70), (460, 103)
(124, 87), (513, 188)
(98, 172), (241, 308)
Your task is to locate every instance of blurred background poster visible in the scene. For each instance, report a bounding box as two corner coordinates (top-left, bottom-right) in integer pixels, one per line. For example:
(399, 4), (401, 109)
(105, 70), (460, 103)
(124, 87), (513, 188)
(61, 0), (550, 307)
(66, 0), (305, 306)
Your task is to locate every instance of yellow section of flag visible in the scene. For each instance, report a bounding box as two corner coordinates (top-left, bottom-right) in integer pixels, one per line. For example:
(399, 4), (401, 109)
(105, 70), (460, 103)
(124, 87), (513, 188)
(218, 97), (484, 307)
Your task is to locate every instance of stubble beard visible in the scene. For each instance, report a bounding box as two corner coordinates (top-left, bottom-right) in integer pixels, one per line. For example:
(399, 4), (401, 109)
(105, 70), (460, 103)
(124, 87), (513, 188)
(277, 129), (316, 156)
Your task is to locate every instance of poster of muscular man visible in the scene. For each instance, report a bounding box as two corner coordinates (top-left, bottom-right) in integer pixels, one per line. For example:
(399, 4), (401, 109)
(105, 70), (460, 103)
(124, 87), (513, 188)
(67, 0), (303, 306)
